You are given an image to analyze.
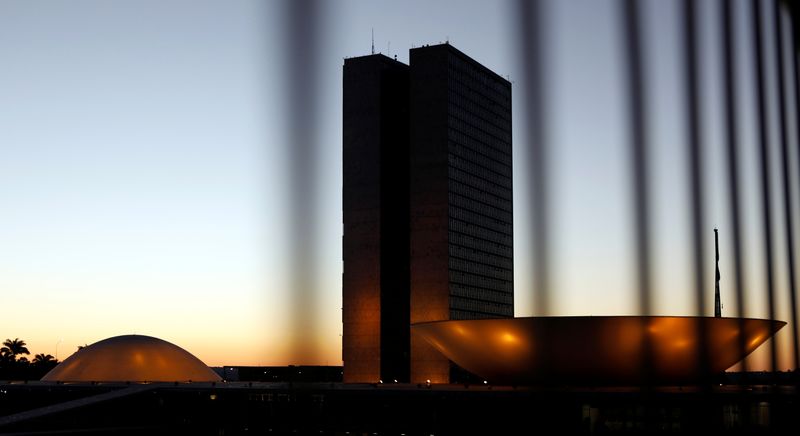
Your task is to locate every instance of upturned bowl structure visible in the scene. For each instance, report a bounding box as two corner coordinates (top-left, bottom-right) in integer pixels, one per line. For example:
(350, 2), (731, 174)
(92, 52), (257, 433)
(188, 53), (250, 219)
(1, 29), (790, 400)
(41, 335), (221, 382)
(412, 316), (785, 385)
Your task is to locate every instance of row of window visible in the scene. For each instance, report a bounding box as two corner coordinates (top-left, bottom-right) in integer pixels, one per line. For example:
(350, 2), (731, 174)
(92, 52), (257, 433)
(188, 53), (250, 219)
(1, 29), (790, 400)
(449, 243), (513, 270)
(450, 283), (514, 305)
(449, 121), (511, 162)
(449, 109), (511, 146)
(450, 218), (513, 247)
(447, 166), (513, 202)
(447, 63), (511, 104)
(449, 192), (512, 223)
(448, 87), (511, 128)
(450, 309), (513, 320)
(450, 179), (512, 212)
(450, 297), (513, 318)
(450, 136), (511, 170)
(449, 139), (511, 173)
(450, 268), (514, 291)
(448, 87), (511, 127)
(450, 257), (513, 282)
(449, 151), (512, 187)
(449, 204), (512, 235)
(448, 104), (507, 144)
(448, 114), (512, 152)
(450, 230), (513, 257)
(447, 55), (511, 100)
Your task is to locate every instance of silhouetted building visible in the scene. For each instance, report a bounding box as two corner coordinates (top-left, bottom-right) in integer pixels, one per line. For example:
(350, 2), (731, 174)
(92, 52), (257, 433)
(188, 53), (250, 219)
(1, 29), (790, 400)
(343, 44), (512, 384)
(342, 54), (410, 384)
(214, 365), (343, 383)
(408, 44), (513, 383)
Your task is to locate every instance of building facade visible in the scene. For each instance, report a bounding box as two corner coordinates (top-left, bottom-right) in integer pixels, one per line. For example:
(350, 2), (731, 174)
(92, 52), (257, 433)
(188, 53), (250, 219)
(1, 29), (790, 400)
(343, 44), (512, 383)
(342, 54), (410, 383)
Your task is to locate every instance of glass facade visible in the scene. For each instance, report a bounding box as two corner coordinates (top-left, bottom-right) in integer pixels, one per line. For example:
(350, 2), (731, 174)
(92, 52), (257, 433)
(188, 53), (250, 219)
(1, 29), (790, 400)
(446, 51), (513, 320)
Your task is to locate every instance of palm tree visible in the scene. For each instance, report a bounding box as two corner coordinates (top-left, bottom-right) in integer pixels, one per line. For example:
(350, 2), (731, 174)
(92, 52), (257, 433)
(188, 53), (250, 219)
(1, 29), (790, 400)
(32, 354), (55, 365)
(31, 354), (57, 376)
(0, 348), (13, 365)
(1, 338), (30, 360)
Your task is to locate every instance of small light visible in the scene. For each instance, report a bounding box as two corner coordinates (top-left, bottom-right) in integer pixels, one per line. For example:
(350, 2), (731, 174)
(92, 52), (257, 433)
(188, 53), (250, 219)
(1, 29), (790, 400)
(483, 380), (488, 384)
(393, 379), (398, 383)
(209, 394), (217, 400)
(379, 380), (383, 384)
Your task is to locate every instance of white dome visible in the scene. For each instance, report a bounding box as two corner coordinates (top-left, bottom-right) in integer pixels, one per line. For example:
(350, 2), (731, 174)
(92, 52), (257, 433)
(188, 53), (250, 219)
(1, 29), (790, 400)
(41, 335), (221, 382)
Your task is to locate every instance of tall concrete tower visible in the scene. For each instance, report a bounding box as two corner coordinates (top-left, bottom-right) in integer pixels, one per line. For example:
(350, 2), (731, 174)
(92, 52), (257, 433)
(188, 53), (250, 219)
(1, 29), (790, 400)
(408, 44), (513, 383)
(343, 44), (513, 384)
(342, 54), (410, 383)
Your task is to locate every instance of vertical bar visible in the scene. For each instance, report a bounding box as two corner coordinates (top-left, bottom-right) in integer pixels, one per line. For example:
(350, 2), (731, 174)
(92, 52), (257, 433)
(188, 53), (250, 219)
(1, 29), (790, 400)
(773, 0), (800, 371)
(682, 0), (711, 380)
(284, 0), (322, 362)
(621, 0), (653, 318)
(751, 0), (778, 373)
(793, 9), (800, 243)
(790, 2), (800, 379)
(683, 0), (706, 320)
(620, 0), (654, 386)
(516, 0), (550, 316)
(721, 0), (749, 374)
(792, 14), (800, 373)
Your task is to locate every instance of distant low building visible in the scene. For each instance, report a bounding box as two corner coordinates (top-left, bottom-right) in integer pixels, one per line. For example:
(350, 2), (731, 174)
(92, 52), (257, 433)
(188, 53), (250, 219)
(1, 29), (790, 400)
(213, 365), (343, 383)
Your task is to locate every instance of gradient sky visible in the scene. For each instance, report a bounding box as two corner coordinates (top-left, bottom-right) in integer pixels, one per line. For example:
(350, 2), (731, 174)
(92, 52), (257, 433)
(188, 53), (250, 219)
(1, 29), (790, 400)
(1, 0), (798, 370)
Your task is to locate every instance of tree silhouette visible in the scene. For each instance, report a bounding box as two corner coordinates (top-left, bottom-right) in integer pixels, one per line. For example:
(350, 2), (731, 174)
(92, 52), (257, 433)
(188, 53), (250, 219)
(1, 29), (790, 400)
(0, 338), (56, 380)
(1, 338), (30, 360)
(0, 348), (13, 365)
(31, 353), (58, 376)
(32, 353), (55, 365)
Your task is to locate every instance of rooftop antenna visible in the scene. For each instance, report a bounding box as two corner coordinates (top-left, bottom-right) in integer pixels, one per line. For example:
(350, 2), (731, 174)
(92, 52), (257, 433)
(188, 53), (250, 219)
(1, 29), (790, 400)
(714, 228), (723, 317)
(371, 28), (375, 54)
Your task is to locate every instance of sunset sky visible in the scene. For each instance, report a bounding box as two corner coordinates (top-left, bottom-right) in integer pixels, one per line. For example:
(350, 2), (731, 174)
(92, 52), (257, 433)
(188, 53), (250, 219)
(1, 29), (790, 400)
(1, 0), (798, 370)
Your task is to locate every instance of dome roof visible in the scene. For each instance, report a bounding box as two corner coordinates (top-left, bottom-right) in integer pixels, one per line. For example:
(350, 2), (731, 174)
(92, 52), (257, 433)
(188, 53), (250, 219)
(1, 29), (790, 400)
(41, 335), (222, 382)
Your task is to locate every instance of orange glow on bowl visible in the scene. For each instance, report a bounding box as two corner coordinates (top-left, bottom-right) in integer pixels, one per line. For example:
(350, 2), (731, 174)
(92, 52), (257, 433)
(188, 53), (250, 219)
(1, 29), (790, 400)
(41, 335), (222, 382)
(411, 316), (785, 385)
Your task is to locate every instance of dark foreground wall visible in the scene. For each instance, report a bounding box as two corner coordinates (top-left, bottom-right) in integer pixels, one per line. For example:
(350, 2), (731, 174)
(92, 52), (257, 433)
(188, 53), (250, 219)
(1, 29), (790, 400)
(1, 382), (798, 435)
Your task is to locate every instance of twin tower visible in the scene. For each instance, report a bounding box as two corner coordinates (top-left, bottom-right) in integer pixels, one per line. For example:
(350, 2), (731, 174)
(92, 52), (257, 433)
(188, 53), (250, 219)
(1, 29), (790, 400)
(343, 44), (513, 383)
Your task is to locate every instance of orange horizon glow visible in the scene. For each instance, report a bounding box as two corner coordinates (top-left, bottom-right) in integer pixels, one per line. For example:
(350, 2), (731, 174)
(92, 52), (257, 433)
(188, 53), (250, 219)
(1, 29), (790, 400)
(5, 314), (794, 372)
